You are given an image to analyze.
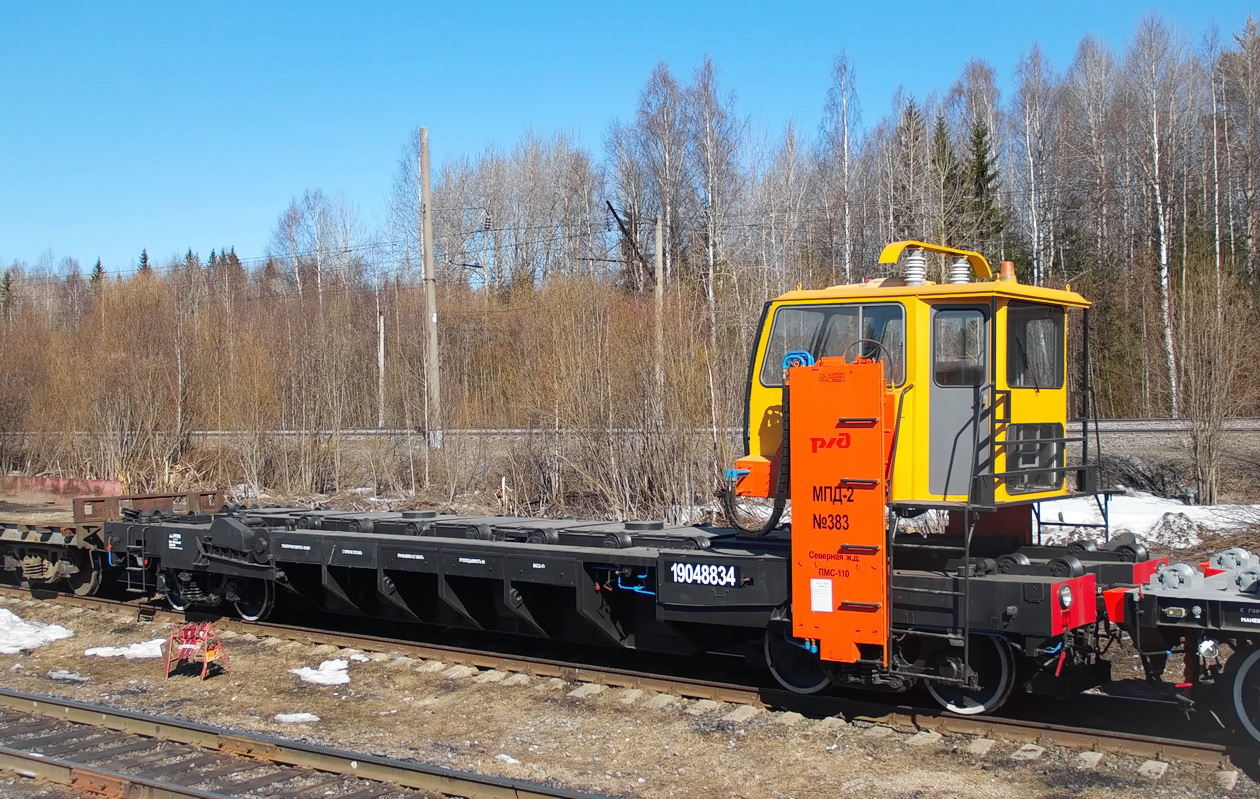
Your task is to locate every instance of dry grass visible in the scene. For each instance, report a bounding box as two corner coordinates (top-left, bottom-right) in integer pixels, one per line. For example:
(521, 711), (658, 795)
(0, 597), (1250, 798)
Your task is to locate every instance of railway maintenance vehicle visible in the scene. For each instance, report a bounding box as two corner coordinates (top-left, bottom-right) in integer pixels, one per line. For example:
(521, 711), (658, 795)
(5, 241), (1259, 743)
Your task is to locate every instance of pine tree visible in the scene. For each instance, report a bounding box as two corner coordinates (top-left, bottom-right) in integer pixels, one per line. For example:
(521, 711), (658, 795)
(0, 270), (11, 322)
(89, 258), (104, 288)
(210, 247), (245, 298)
(138, 248), (152, 275)
(962, 120), (1004, 251)
(930, 114), (962, 246)
(222, 247), (244, 279)
(892, 100), (929, 235)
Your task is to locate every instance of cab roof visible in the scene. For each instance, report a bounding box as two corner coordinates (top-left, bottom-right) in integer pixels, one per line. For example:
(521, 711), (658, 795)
(772, 277), (1091, 309)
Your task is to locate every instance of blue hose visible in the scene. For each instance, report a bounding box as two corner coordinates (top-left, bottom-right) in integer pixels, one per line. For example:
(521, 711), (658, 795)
(616, 573), (656, 596)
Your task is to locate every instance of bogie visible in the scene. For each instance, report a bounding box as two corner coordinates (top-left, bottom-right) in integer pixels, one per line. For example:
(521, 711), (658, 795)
(764, 621), (831, 694)
(924, 636), (1017, 715)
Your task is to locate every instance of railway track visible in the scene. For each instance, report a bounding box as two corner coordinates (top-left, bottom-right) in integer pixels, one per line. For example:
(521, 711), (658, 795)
(0, 686), (597, 799)
(0, 585), (1248, 776)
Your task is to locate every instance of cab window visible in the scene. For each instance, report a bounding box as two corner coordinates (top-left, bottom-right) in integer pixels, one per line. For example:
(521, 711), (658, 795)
(760, 303), (905, 386)
(1007, 302), (1064, 389)
(932, 308), (987, 386)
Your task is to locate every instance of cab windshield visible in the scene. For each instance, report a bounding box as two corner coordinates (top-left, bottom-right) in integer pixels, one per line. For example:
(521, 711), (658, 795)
(759, 303), (905, 386)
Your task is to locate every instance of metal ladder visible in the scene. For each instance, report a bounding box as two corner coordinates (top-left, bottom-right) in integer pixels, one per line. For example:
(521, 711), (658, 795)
(122, 538), (153, 593)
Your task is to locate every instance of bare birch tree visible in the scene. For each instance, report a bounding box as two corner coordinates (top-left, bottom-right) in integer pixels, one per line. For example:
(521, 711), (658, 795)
(635, 63), (692, 282)
(1127, 15), (1187, 416)
(1012, 44), (1059, 285)
(822, 53), (861, 282)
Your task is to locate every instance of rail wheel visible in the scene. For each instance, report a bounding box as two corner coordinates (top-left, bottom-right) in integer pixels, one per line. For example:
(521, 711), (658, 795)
(765, 621), (831, 694)
(14, 562), (31, 589)
(0, 551), (18, 588)
(925, 635), (1016, 715)
(163, 570), (193, 612)
(66, 551), (102, 596)
(232, 578), (274, 622)
(1224, 643), (1260, 745)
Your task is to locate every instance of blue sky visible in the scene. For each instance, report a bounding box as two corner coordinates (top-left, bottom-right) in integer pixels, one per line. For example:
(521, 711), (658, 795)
(1, 1), (1253, 274)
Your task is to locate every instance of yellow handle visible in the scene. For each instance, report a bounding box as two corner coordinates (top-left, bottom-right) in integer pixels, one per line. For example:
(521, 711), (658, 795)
(877, 240), (993, 280)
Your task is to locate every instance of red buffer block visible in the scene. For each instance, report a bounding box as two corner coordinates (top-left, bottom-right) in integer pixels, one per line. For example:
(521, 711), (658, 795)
(787, 358), (896, 665)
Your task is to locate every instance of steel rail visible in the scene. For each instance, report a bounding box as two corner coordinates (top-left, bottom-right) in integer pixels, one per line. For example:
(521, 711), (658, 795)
(1, 585), (1248, 770)
(0, 744), (235, 799)
(0, 687), (600, 799)
(813, 696), (1237, 767)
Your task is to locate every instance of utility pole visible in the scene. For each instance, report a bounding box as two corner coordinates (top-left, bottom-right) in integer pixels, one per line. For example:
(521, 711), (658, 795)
(419, 128), (443, 449)
(654, 215), (664, 418)
(606, 200), (650, 290)
(376, 293), (386, 429)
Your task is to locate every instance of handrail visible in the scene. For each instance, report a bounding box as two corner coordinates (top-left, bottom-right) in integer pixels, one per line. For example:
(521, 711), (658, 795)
(877, 240), (994, 279)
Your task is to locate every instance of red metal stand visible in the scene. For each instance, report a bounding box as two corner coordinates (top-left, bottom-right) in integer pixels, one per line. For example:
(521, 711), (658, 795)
(165, 621), (229, 680)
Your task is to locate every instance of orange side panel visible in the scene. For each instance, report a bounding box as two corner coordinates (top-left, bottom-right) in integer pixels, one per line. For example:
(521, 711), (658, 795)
(734, 455), (772, 498)
(787, 358), (893, 665)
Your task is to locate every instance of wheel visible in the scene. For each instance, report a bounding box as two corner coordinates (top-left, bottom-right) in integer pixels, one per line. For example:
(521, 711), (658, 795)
(839, 337), (891, 364)
(925, 635), (1016, 715)
(996, 552), (1031, 573)
(765, 622), (831, 695)
(66, 551), (102, 596)
(0, 550), (19, 587)
(164, 570), (192, 612)
(1116, 542), (1149, 563)
(233, 578), (274, 622)
(1224, 644), (1260, 744)
(15, 559), (30, 589)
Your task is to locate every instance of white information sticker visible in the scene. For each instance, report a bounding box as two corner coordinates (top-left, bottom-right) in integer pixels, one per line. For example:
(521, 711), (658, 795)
(810, 578), (833, 613)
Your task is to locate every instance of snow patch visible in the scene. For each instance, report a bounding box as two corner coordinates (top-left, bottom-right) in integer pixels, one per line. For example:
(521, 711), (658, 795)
(275, 712), (320, 724)
(290, 658), (350, 685)
(46, 670), (89, 683)
(231, 482), (258, 500)
(1144, 512), (1203, 550)
(85, 639), (165, 659)
(496, 753), (521, 765)
(894, 509), (951, 536)
(348, 652), (370, 663)
(0, 609), (73, 654)
(1038, 490), (1260, 550)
